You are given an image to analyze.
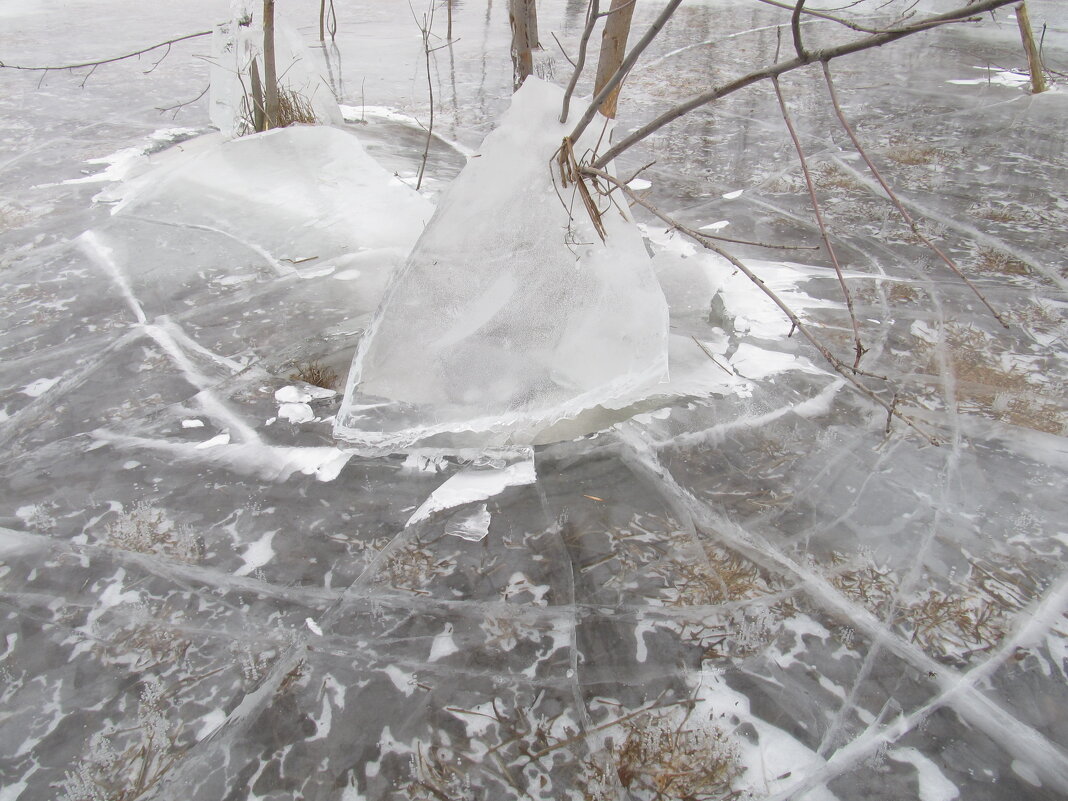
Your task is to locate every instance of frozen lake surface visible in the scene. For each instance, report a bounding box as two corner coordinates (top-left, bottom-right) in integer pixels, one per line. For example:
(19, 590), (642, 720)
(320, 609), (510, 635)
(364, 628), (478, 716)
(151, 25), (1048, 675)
(1, 1), (1067, 799)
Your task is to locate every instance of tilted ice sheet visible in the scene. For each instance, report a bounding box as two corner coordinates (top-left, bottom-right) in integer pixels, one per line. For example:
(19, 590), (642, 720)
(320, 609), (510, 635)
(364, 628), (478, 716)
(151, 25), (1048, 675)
(334, 79), (670, 453)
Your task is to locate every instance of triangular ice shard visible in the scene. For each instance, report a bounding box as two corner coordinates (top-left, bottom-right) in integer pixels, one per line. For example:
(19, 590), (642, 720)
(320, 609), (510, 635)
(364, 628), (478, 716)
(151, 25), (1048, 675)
(334, 80), (669, 453)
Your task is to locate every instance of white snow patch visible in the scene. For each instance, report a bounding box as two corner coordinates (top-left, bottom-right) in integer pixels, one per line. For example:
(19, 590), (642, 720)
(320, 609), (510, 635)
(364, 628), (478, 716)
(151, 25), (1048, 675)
(276, 385), (336, 403)
(278, 403), (315, 424)
(234, 530), (277, 576)
(723, 189), (744, 199)
(305, 617), (323, 636)
(429, 623), (458, 662)
(181, 419), (205, 429)
(382, 665), (417, 696)
(700, 220), (730, 232)
(195, 432), (231, 450)
(195, 709), (227, 741)
(889, 747), (959, 801)
(730, 343), (823, 380)
(21, 377), (59, 397)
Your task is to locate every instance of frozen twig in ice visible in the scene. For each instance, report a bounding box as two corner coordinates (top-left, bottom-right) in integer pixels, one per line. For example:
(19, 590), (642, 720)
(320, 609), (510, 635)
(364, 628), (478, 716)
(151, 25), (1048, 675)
(579, 165), (940, 444)
(591, 0), (1019, 169)
(772, 76), (866, 368)
(821, 62), (1010, 328)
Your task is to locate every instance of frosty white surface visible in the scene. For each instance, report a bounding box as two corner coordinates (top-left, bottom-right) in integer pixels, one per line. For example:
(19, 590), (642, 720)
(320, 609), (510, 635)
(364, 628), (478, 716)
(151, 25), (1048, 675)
(334, 79), (670, 453)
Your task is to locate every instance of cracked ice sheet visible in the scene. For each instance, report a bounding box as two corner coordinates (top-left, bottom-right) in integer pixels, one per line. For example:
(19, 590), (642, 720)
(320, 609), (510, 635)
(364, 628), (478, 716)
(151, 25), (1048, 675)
(2, 1), (1068, 800)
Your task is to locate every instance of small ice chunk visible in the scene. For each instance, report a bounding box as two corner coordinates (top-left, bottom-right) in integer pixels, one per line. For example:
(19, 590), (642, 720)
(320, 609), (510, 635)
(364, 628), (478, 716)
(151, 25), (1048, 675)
(278, 403), (315, 424)
(722, 189), (743, 199)
(182, 419), (205, 428)
(407, 457), (536, 526)
(276, 385), (312, 404)
(445, 504), (492, 542)
(305, 617), (323, 636)
(122, 461), (141, 469)
(627, 178), (652, 190)
(700, 220), (730, 232)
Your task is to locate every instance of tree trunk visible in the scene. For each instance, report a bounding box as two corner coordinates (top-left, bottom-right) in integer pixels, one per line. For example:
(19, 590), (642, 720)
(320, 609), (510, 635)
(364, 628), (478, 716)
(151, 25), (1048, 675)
(594, 0), (637, 119)
(263, 0), (280, 128)
(1016, 2), (1047, 94)
(509, 0), (539, 91)
(250, 59), (266, 132)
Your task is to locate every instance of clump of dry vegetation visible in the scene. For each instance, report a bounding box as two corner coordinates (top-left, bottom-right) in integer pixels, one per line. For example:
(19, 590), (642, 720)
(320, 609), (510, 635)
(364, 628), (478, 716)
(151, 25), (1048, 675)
(886, 143), (945, 167)
(826, 551), (1042, 663)
(277, 88), (317, 126)
(60, 677), (186, 801)
(584, 709), (744, 801)
(812, 161), (863, 192)
(911, 322), (1066, 435)
(377, 535), (458, 595)
(972, 246), (1030, 277)
(659, 544), (781, 607)
(289, 360), (339, 390)
(103, 501), (202, 563)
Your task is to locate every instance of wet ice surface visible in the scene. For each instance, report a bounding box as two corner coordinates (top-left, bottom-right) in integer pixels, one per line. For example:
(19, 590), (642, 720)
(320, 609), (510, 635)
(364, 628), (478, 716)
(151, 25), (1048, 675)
(1, 1), (1067, 800)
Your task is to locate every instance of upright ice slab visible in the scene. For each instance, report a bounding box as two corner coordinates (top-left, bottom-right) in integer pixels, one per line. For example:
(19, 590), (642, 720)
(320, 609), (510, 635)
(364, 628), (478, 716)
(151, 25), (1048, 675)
(334, 80), (670, 453)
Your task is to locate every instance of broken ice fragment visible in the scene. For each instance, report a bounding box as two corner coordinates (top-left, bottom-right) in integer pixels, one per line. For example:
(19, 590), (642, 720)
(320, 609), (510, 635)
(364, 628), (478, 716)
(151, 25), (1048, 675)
(334, 79), (669, 453)
(406, 457), (536, 526)
(444, 504), (492, 542)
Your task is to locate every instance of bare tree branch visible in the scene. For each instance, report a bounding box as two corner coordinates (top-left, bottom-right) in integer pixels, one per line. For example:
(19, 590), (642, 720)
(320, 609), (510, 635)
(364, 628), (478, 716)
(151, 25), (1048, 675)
(0, 31), (211, 73)
(791, 0), (808, 59)
(820, 61), (1009, 327)
(591, 0), (1018, 169)
(569, 0), (685, 143)
(560, 0), (600, 123)
(772, 76), (865, 368)
(156, 85), (210, 119)
(579, 164), (940, 444)
(750, 0), (920, 35)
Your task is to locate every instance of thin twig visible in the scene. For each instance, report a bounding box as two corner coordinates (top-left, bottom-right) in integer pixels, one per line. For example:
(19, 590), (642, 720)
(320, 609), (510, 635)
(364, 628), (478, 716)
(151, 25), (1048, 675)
(591, 0), (1018, 168)
(820, 62), (1009, 327)
(691, 336), (734, 375)
(412, 1), (436, 191)
(155, 85), (209, 119)
(771, 76), (865, 368)
(550, 32), (576, 67)
(0, 30), (212, 73)
(580, 165), (940, 444)
(751, 0), (926, 34)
